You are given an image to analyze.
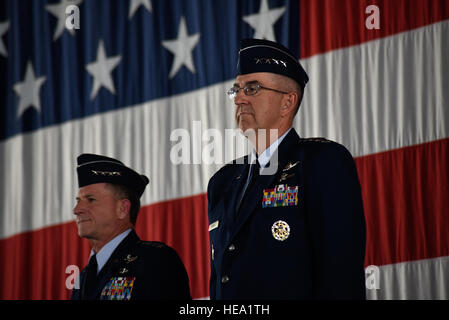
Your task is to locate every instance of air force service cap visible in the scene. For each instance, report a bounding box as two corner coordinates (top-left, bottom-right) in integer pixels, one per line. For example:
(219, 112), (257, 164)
(76, 153), (149, 198)
(237, 38), (309, 91)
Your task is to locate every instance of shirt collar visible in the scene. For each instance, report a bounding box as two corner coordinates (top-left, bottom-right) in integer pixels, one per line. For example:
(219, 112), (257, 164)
(89, 228), (132, 274)
(249, 127), (292, 168)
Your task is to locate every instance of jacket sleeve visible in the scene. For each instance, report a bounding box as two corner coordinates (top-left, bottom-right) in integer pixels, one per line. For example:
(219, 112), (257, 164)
(305, 142), (366, 299)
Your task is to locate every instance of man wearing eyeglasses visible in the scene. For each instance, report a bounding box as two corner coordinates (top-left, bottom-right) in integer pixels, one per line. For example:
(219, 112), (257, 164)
(207, 39), (366, 299)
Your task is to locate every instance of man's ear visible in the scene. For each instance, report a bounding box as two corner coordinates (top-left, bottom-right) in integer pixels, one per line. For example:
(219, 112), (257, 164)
(117, 198), (131, 220)
(280, 91), (299, 117)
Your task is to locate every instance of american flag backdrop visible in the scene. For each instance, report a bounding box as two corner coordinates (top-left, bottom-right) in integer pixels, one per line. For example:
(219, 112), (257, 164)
(0, 0), (448, 300)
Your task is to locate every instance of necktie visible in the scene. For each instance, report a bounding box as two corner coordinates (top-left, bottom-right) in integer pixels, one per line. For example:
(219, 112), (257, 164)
(236, 159), (260, 214)
(245, 160), (260, 193)
(82, 254), (98, 299)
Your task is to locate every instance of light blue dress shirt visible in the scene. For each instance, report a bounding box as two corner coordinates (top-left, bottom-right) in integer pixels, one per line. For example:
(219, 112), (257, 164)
(89, 228), (132, 274)
(248, 127), (292, 172)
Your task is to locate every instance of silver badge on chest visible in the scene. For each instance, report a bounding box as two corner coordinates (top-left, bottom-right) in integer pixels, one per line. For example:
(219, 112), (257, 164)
(271, 220), (290, 241)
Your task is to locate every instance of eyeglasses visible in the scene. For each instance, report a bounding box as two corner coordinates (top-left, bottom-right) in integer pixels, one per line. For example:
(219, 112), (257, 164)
(226, 81), (288, 100)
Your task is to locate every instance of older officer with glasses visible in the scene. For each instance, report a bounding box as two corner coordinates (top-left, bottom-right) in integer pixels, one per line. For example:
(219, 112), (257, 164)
(207, 39), (366, 299)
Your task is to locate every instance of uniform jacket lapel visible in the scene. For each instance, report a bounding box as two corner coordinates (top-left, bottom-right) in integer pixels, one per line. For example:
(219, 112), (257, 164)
(227, 162), (249, 218)
(219, 162), (249, 245)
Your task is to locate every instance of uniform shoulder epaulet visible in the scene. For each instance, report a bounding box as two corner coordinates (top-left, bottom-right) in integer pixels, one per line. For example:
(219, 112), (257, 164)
(137, 240), (167, 249)
(301, 137), (331, 143)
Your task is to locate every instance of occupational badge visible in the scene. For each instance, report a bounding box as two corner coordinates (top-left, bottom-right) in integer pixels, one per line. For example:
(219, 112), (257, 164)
(271, 220), (290, 241)
(100, 276), (135, 300)
(118, 267), (129, 274)
(279, 172), (295, 182)
(282, 161), (299, 171)
(124, 254), (138, 263)
(262, 184), (298, 208)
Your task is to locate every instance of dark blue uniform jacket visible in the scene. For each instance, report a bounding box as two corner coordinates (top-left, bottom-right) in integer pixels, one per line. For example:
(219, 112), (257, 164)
(71, 229), (191, 300)
(207, 129), (366, 299)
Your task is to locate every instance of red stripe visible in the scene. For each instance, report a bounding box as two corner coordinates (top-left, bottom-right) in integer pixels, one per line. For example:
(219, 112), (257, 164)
(357, 138), (449, 267)
(300, 0), (449, 58)
(0, 222), (91, 299)
(1, 139), (447, 299)
(0, 195), (208, 300)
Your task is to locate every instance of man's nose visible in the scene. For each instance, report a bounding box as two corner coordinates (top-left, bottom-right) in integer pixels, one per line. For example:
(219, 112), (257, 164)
(73, 201), (84, 216)
(234, 89), (247, 105)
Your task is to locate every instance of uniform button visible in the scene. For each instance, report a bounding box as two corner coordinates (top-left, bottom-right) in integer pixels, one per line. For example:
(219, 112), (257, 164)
(228, 244), (235, 251)
(221, 275), (230, 284)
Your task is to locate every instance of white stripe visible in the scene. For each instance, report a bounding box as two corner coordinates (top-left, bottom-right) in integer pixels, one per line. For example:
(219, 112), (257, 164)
(297, 21), (449, 157)
(0, 80), (241, 239)
(1, 22), (448, 238)
(366, 256), (449, 299)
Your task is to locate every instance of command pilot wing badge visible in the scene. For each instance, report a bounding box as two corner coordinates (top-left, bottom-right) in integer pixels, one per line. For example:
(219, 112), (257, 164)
(124, 254), (138, 264)
(282, 161), (299, 172)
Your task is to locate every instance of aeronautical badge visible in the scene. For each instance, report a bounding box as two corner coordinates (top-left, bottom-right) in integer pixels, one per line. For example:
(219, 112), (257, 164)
(262, 184), (299, 208)
(100, 277), (135, 300)
(124, 254), (138, 264)
(279, 172), (295, 182)
(271, 220), (290, 241)
(282, 161), (299, 171)
(118, 267), (129, 274)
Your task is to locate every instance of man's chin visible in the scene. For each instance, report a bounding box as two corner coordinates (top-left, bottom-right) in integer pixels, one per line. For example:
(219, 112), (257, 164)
(77, 227), (92, 239)
(238, 120), (255, 134)
(241, 128), (256, 136)
(77, 230), (87, 238)
(238, 123), (257, 136)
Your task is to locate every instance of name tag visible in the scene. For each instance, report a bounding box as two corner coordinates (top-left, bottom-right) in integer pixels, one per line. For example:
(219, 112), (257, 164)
(209, 220), (219, 231)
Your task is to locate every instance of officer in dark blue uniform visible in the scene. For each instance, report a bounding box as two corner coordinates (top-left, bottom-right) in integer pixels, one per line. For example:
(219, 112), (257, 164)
(207, 39), (366, 299)
(71, 154), (191, 300)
